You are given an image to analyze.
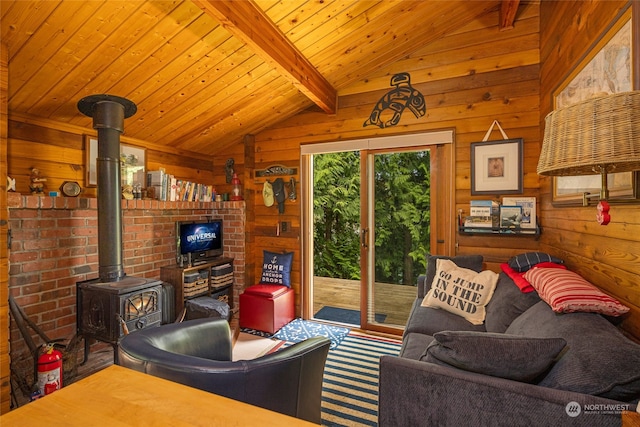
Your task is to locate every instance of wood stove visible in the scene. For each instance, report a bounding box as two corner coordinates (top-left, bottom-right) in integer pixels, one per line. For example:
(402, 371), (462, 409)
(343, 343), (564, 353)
(75, 94), (167, 363)
(77, 277), (163, 346)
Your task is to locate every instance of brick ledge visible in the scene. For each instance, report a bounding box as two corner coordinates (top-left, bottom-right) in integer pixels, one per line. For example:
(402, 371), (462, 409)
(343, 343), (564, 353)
(7, 192), (245, 210)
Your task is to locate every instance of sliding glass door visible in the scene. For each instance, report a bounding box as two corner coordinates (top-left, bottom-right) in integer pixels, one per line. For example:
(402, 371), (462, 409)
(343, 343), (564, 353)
(301, 132), (454, 334)
(309, 151), (362, 325)
(363, 150), (432, 330)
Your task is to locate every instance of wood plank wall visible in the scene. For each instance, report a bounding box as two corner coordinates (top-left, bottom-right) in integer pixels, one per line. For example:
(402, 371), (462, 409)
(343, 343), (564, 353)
(539, 0), (640, 339)
(6, 115), (216, 198)
(239, 4), (543, 312)
(1, 41), (11, 414)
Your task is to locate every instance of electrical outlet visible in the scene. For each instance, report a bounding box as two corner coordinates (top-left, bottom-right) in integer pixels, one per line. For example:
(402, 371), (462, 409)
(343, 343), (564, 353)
(281, 221), (288, 232)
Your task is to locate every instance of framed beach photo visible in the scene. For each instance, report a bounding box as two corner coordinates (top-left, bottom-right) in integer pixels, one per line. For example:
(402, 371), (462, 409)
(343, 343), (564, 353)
(471, 138), (523, 195)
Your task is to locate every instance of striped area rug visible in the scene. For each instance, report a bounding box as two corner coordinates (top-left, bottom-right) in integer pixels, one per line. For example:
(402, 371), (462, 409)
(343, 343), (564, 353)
(252, 321), (402, 426)
(320, 332), (402, 427)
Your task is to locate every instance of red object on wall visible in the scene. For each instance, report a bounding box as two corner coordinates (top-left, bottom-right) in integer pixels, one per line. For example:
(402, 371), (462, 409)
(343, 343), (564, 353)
(596, 200), (611, 225)
(239, 284), (294, 334)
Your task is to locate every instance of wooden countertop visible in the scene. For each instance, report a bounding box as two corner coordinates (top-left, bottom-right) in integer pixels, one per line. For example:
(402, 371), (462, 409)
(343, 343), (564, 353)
(1, 365), (316, 426)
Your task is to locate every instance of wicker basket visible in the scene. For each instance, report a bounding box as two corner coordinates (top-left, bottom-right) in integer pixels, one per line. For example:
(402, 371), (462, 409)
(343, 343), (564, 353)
(538, 91), (640, 176)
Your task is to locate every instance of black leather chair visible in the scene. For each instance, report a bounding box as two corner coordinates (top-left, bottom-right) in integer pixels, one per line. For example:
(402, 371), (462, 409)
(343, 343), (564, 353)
(117, 318), (330, 424)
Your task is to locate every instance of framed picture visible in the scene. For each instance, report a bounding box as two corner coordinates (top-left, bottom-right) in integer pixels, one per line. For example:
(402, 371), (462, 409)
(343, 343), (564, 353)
(84, 135), (98, 187)
(84, 135), (146, 188)
(120, 144), (146, 188)
(500, 205), (522, 229)
(551, 6), (639, 204)
(471, 138), (523, 195)
(503, 196), (536, 230)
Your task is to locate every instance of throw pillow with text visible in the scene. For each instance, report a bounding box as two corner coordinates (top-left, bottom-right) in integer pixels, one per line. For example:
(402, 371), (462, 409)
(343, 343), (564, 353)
(421, 259), (498, 325)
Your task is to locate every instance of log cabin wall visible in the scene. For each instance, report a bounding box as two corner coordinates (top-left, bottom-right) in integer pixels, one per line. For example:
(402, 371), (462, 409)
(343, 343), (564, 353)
(242, 3), (543, 309)
(1, 41), (11, 413)
(6, 116), (216, 198)
(539, 0), (640, 339)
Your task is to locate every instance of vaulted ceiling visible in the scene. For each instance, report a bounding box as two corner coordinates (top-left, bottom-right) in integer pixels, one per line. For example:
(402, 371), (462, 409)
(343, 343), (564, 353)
(1, 0), (525, 156)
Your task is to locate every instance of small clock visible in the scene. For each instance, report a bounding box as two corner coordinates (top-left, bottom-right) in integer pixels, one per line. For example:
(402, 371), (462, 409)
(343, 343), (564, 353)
(60, 181), (81, 197)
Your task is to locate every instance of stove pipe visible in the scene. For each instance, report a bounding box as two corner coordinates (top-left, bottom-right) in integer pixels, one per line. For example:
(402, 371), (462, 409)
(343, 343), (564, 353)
(78, 94), (137, 282)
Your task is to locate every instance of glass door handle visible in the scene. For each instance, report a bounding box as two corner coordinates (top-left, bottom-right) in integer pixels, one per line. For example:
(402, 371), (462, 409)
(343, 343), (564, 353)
(361, 228), (368, 249)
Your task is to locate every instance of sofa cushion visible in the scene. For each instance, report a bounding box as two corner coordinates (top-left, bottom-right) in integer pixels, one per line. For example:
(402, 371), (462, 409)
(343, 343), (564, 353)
(405, 298), (487, 336)
(484, 272), (541, 333)
(523, 267), (630, 316)
(506, 301), (640, 401)
(508, 252), (563, 272)
(399, 332), (436, 360)
(422, 331), (566, 383)
(421, 259), (498, 325)
(421, 255), (483, 299)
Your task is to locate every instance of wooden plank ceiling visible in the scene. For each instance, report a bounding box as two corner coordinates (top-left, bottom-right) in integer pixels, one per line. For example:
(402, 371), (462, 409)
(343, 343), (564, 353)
(1, 0), (523, 157)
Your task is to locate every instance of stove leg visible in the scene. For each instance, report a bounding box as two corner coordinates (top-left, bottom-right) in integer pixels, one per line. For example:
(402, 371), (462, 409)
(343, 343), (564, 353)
(112, 343), (119, 365)
(80, 335), (90, 366)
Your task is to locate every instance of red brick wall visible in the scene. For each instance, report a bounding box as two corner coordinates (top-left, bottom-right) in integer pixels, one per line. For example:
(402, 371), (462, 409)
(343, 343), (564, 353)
(7, 193), (245, 365)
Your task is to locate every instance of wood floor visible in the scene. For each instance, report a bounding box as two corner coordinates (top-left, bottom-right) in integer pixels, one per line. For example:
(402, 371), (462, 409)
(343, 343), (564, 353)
(312, 276), (417, 326)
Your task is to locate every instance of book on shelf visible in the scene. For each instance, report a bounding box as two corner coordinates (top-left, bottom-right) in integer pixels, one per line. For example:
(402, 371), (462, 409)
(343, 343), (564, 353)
(470, 199), (499, 227)
(187, 182), (195, 201)
(500, 205), (523, 229)
(170, 176), (177, 201)
(470, 206), (492, 218)
(464, 216), (493, 228)
(502, 197), (537, 229)
(461, 227), (496, 233)
(146, 171), (214, 202)
(147, 170), (165, 187)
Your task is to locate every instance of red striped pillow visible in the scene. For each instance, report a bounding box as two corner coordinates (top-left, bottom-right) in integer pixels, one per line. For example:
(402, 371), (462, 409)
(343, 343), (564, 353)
(501, 262), (567, 293)
(522, 267), (629, 316)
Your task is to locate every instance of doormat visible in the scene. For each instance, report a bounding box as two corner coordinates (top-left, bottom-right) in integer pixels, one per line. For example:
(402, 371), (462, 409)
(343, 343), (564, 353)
(315, 306), (387, 324)
(273, 318), (349, 349)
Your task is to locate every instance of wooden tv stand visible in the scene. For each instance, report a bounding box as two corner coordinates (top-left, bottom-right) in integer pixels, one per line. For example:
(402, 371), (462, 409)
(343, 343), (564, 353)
(161, 257), (234, 319)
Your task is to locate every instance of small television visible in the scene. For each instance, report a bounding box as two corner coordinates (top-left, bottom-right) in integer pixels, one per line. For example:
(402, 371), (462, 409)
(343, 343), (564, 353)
(176, 219), (223, 265)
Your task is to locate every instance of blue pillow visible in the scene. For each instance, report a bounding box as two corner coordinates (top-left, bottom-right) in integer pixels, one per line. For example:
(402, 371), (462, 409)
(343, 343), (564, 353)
(259, 250), (293, 287)
(507, 252), (563, 272)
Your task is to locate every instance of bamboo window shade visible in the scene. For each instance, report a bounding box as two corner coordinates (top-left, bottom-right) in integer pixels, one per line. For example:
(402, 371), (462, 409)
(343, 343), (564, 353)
(538, 91), (640, 177)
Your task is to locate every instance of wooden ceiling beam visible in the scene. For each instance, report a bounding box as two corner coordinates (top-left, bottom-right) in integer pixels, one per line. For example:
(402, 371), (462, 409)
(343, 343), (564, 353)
(193, 0), (337, 114)
(500, 0), (520, 30)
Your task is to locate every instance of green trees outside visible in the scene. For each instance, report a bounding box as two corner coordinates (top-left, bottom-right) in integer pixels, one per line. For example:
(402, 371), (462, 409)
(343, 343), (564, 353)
(313, 150), (431, 287)
(313, 151), (362, 280)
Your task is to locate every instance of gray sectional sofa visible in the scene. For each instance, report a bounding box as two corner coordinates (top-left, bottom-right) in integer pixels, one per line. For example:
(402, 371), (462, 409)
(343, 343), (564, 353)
(379, 255), (640, 427)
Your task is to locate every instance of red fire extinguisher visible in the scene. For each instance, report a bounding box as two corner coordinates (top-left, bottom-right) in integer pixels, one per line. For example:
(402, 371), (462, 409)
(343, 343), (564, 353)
(37, 344), (63, 396)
